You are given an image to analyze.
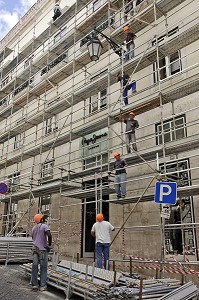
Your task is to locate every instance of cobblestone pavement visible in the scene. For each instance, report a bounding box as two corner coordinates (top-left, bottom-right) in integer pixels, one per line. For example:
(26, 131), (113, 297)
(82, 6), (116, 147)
(0, 265), (81, 300)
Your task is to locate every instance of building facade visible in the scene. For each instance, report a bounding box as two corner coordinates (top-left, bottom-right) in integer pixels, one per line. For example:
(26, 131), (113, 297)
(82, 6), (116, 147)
(0, 0), (199, 271)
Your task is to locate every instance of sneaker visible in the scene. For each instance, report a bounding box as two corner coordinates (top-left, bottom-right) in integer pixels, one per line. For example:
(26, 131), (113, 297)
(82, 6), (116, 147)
(121, 195), (126, 198)
(40, 286), (47, 291)
(32, 286), (38, 291)
(117, 195), (121, 199)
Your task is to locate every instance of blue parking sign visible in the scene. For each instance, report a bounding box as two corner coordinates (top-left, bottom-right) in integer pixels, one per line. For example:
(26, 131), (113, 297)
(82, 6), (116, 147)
(155, 182), (177, 205)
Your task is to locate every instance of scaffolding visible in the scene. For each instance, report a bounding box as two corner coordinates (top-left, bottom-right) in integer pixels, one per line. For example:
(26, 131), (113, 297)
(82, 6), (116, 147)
(0, 0), (199, 280)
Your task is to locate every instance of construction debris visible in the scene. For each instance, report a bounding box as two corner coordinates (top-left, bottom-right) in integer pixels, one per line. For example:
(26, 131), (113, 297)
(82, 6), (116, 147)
(0, 237), (33, 265)
(21, 260), (199, 299)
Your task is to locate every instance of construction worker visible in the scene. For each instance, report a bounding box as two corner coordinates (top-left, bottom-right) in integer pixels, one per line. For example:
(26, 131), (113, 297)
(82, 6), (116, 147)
(170, 199), (186, 255)
(113, 152), (127, 198)
(123, 25), (136, 62)
(52, 2), (62, 22)
(31, 214), (52, 291)
(124, 0), (134, 23)
(91, 213), (115, 270)
(116, 71), (136, 105)
(120, 111), (139, 153)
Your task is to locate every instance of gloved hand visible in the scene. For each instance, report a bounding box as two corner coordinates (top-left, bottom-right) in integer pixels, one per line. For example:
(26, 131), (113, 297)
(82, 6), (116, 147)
(45, 245), (52, 252)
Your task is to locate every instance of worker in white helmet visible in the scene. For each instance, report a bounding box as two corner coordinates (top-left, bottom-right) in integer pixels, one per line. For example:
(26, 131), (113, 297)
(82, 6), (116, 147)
(53, 2), (62, 22)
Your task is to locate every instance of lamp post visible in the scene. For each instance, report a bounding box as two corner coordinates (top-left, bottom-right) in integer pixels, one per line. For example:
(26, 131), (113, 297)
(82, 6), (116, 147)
(87, 37), (103, 62)
(87, 27), (122, 61)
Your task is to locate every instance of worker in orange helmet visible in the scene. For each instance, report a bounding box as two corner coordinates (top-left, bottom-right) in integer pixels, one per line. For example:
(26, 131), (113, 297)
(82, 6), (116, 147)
(123, 25), (136, 62)
(31, 213), (52, 291)
(91, 213), (115, 270)
(119, 111), (139, 153)
(113, 152), (127, 198)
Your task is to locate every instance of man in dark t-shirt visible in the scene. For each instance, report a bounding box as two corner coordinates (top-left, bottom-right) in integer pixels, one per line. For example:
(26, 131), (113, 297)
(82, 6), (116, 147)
(113, 152), (127, 198)
(121, 111), (139, 153)
(124, 26), (136, 62)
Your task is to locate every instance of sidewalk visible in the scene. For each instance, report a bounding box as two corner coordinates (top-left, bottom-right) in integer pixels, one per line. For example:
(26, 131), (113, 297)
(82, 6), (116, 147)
(0, 265), (81, 300)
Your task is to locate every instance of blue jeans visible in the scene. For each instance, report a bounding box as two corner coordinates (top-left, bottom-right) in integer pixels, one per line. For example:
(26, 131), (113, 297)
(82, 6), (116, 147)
(115, 173), (127, 197)
(96, 242), (110, 270)
(123, 80), (136, 105)
(125, 43), (135, 62)
(32, 247), (48, 287)
(126, 132), (137, 153)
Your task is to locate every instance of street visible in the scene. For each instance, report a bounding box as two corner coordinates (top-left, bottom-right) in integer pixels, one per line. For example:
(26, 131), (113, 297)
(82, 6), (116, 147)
(0, 265), (81, 300)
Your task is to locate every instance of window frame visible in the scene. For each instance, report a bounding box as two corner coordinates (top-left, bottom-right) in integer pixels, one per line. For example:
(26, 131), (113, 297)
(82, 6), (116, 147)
(155, 114), (187, 145)
(93, 0), (102, 12)
(153, 50), (182, 83)
(89, 88), (107, 114)
(14, 133), (23, 150)
(83, 153), (108, 170)
(8, 172), (20, 192)
(44, 115), (59, 135)
(41, 160), (55, 181)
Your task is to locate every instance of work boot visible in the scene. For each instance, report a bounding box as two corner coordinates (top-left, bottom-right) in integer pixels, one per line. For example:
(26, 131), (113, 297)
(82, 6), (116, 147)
(40, 286), (47, 291)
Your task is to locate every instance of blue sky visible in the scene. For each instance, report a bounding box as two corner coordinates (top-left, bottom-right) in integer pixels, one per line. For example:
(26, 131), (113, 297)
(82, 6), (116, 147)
(0, 0), (37, 40)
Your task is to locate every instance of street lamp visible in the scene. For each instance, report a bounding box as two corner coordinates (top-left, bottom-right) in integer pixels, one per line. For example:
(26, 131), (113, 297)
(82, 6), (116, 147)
(87, 27), (122, 61)
(87, 37), (103, 62)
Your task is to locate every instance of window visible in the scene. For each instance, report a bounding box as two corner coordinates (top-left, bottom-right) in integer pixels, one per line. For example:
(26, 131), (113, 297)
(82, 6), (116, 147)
(90, 69), (107, 82)
(54, 26), (68, 43)
(47, 97), (60, 107)
(83, 153), (108, 170)
(89, 89), (107, 114)
(136, 0), (144, 6)
(0, 97), (8, 107)
(159, 159), (190, 187)
(24, 55), (34, 69)
(41, 160), (54, 181)
(170, 52), (181, 75)
(1, 76), (9, 88)
(93, 0), (102, 12)
(152, 27), (179, 46)
(14, 134), (23, 150)
(8, 172), (20, 192)
(155, 115), (186, 145)
(44, 115), (58, 135)
(40, 194), (51, 215)
(153, 50), (181, 83)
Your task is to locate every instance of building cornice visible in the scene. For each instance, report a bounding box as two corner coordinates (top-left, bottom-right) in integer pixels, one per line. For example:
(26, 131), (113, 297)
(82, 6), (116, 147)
(0, 0), (49, 51)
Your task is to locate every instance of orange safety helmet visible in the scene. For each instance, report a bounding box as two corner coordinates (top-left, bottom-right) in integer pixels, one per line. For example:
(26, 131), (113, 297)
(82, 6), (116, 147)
(123, 25), (129, 32)
(114, 151), (120, 158)
(129, 111), (135, 115)
(96, 213), (104, 222)
(34, 213), (44, 224)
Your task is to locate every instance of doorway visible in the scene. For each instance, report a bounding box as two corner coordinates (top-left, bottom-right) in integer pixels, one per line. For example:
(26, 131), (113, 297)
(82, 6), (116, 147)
(81, 178), (110, 257)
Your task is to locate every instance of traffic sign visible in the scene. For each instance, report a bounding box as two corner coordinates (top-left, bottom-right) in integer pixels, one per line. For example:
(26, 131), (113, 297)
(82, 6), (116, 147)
(160, 205), (171, 219)
(154, 182), (177, 205)
(0, 182), (8, 194)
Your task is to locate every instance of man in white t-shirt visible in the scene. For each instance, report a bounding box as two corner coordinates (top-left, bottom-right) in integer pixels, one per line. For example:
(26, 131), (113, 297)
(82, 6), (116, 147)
(91, 213), (115, 270)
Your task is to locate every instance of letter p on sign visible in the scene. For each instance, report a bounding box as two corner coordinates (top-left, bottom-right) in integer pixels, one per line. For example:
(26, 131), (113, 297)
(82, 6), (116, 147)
(154, 182), (177, 205)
